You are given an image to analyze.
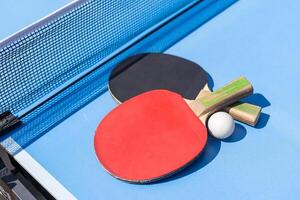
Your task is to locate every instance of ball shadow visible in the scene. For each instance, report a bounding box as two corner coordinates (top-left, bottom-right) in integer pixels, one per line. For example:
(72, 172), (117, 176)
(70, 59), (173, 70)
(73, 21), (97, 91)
(222, 123), (247, 143)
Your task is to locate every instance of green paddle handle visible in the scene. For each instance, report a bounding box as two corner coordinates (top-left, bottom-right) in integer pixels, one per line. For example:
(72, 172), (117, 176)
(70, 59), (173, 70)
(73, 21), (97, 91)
(224, 102), (261, 126)
(199, 76), (253, 115)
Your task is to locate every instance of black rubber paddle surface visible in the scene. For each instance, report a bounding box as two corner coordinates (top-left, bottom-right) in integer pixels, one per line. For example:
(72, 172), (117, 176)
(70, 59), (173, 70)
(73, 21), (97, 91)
(109, 53), (207, 102)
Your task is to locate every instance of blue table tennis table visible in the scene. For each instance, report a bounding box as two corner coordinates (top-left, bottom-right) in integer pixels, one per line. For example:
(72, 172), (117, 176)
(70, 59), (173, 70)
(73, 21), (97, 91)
(1, 0), (300, 199)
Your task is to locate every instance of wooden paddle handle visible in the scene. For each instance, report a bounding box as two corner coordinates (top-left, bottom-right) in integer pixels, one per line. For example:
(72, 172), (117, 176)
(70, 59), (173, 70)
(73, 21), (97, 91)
(196, 89), (261, 126)
(224, 102), (261, 126)
(199, 76), (253, 115)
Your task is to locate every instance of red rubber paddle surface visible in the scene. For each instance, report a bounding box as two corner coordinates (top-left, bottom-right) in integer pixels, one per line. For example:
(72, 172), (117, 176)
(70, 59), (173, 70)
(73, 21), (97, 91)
(94, 90), (207, 182)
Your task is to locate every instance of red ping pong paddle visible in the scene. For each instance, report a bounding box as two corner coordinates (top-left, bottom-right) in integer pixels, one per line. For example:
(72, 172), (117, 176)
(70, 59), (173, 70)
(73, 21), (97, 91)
(95, 76), (253, 183)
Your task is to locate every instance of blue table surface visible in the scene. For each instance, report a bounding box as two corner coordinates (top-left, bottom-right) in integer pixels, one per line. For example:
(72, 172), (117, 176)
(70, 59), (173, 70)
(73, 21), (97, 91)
(2, 0), (300, 199)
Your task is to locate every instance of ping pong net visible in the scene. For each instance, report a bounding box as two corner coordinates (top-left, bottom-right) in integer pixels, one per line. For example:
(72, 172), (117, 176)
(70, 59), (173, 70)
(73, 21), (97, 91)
(0, 0), (237, 198)
(0, 0), (236, 153)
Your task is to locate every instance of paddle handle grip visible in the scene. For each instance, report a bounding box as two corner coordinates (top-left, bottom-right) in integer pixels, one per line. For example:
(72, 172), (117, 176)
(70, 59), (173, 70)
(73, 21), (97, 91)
(196, 89), (261, 126)
(224, 102), (261, 126)
(199, 76), (253, 114)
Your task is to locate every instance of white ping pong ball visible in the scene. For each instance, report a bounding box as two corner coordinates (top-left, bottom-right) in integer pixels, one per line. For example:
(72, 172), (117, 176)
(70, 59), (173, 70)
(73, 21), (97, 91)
(207, 111), (235, 139)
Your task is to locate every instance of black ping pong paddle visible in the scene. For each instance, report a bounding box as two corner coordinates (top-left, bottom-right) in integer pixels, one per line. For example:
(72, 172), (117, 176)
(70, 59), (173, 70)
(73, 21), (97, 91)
(108, 53), (261, 126)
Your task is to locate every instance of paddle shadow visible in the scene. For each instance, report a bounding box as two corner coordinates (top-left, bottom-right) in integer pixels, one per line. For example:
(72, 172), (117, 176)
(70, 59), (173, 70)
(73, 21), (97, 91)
(255, 113), (270, 129)
(242, 93), (271, 129)
(242, 93), (271, 108)
(151, 135), (221, 184)
(241, 93), (270, 129)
